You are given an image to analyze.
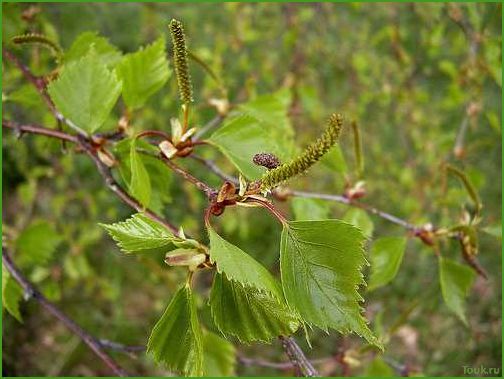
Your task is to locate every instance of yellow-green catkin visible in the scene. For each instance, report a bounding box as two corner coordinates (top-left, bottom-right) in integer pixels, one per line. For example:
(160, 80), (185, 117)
(445, 164), (482, 216)
(260, 113), (344, 191)
(12, 33), (62, 59)
(169, 19), (193, 105)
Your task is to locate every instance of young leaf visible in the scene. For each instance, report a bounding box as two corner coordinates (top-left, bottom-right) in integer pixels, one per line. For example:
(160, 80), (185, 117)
(238, 89), (296, 159)
(47, 50), (122, 133)
(207, 225), (281, 298)
(368, 237), (407, 291)
(210, 273), (299, 343)
(291, 197), (330, 220)
(129, 139), (151, 208)
(16, 221), (62, 266)
(439, 258), (476, 325)
(147, 285), (203, 376)
(280, 220), (380, 347)
(116, 38), (171, 110)
(100, 213), (175, 254)
(64, 31), (122, 67)
(343, 208), (374, 238)
(365, 356), (394, 377)
(114, 138), (173, 214)
(203, 330), (236, 376)
(2, 264), (23, 322)
(208, 114), (282, 179)
(321, 145), (348, 174)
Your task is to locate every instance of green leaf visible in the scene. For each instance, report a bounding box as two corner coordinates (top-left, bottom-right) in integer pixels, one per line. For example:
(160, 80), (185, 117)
(129, 139), (151, 208)
(64, 31), (122, 67)
(481, 224), (502, 240)
(210, 273), (299, 343)
(208, 114), (282, 179)
(439, 258), (476, 325)
(368, 237), (407, 291)
(365, 356), (394, 377)
(47, 50), (122, 133)
(114, 138), (172, 214)
(342, 208), (374, 238)
(16, 221), (62, 266)
(203, 330), (236, 376)
(321, 145), (347, 174)
(147, 285), (203, 376)
(100, 213), (175, 254)
(280, 220), (380, 347)
(291, 197), (330, 220)
(238, 89), (296, 159)
(207, 225), (281, 298)
(2, 264), (23, 322)
(116, 38), (171, 110)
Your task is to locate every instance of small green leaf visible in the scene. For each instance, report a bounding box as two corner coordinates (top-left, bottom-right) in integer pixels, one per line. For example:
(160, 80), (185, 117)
(291, 197), (330, 220)
(147, 285), (203, 376)
(64, 31), (122, 67)
(100, 213), (175, 254)
(343, 208), (374, 238)
(129, 139), (151, 208)
(114, 138), (173, 214)
(16, 221), (62, 266)
(365, 356), (394, 377)
(439, 258), (476, 325)
(47, 50), (122, 133)
(481, 224), (502, 240)
(280, 220), (380, 348)
(203, 330), (236, 376)
(368, 237), (407, 291)
(208, 114), (281, 179)
(238, 89), (296, 159)
(210, 273), (299, 343)
(207, 225), (281, 298)
(321, 145), (347, 174)
(2, 264), (23, 322)
(116, 38), (171, 110)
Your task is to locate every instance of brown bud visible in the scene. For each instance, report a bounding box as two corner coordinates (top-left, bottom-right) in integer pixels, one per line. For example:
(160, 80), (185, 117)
(253, 153), (280, 169)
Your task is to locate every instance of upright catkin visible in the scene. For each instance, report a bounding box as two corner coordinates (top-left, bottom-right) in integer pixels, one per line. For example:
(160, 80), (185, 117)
(260, 113), (344, 191)
(169, 19), (193, 104)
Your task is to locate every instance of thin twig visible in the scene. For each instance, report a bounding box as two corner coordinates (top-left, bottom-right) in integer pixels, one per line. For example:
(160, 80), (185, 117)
(158, 154), (217, 199)
(2, 120), (180, 235)
(279, 336), (319, 377)
(190, 154), (239, 185)
(193, 115), (224, 140)
(2, 249), (129, 377)
(291, 190), (418, 231)
(2, 49), (58, 118)
(3, 119), (78, 143)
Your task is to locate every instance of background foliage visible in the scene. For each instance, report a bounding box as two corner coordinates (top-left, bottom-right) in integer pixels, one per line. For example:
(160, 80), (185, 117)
(2, 2), (502, 376)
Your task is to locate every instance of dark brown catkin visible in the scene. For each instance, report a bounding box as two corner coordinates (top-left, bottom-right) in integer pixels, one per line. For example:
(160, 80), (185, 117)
(253, 153), (281, 169)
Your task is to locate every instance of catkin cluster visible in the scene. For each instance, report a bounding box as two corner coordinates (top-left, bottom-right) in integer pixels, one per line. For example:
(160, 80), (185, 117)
(169, 19), (193, 105)
(260, 113), (344, 191)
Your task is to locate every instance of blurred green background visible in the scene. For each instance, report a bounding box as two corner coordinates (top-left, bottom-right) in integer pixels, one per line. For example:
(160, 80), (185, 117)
(2, 2), (502, 376)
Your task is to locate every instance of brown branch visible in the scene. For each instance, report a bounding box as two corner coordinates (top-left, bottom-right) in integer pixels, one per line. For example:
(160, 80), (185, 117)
(3, 119), (77, 143)
(3, 49), (60, 119)
(2, 120), (180, 235)
(290, 190), (418, 231)
(2, 249), (129, 377)
(158, 154), (217, 199)
(279, 336), (319, 377)
(190, 154), (239, 185)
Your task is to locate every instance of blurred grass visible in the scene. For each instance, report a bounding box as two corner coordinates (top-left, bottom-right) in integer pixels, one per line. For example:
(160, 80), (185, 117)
(2, 3), (501, 376)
